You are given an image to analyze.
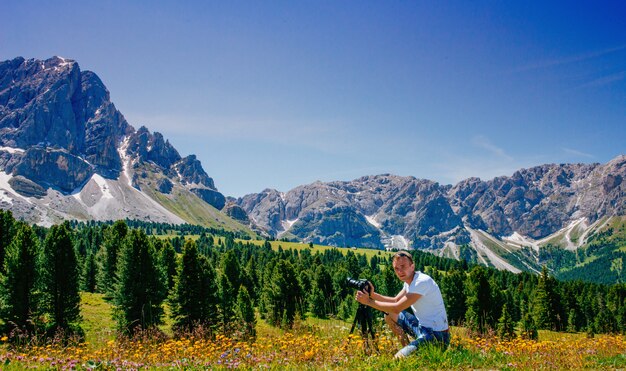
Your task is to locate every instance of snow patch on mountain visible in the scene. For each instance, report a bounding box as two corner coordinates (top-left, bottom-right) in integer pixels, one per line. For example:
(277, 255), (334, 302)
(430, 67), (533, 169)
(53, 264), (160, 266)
(118, 137), (134, 188)
(503, 232), (539, 252)
(442, 241), (460, 260)
(92, 174), (114, 200)
(563, 217), (588, 250)
(467, 227), (521, 273)
(0, 147), (25, 154)
(281, 218), (298, 231)
(390, 235), (409, 250)
(365, 214), (381, 228)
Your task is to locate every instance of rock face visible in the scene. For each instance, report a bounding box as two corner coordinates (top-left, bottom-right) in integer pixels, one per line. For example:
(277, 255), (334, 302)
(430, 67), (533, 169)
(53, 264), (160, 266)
(8, 175), (46, 198)
(238, 175), (468, 249)
(223, 202), (249, 223)
(448, 158), (625, 239)
(0, 56), (229, 224)
(237, 157), (625, 249)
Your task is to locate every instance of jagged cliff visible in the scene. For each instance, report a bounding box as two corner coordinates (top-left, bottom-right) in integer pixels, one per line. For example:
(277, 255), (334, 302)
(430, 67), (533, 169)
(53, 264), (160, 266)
(0, 56), (244, 232)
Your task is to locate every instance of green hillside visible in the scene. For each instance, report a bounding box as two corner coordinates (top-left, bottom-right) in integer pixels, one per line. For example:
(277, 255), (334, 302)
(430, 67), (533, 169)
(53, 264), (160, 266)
(555, 216), (626, 284)
(131, 161), (256, 237)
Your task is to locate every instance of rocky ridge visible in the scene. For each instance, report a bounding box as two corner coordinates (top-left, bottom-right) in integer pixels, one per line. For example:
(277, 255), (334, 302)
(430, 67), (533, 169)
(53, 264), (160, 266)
(237, 156), (625, 253)
(0, 56), (234, 228)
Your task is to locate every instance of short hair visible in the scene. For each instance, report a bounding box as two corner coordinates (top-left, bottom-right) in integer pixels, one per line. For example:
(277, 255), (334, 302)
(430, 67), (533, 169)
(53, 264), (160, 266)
(392, 250), (413, 264)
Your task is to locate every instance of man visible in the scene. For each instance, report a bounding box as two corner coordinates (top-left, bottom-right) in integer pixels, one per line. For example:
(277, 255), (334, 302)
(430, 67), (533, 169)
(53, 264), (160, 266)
(355, 250), (450, 358)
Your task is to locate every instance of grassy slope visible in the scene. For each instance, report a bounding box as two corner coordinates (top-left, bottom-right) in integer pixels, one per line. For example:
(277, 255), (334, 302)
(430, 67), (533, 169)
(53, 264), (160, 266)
(472, 230), (539, 272)
(236, 239), (392, 261)
(80, 292), (116, 344)
(554, 216), (626, 283)
(132, 162), (255, 237)
(144, 186), (255, 237)
(173, 234), (392, 261)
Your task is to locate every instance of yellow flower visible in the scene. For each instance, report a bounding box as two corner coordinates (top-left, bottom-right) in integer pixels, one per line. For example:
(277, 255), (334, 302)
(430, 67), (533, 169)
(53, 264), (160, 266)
(0, 336), (7, 342)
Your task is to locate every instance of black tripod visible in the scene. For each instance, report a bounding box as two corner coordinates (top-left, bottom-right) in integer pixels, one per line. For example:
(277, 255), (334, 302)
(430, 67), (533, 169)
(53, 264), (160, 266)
(349, 303), (378, 354)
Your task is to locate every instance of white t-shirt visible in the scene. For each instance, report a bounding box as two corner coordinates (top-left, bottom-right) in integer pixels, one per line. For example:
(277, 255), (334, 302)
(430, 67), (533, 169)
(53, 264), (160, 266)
(403, 271), (449, 331)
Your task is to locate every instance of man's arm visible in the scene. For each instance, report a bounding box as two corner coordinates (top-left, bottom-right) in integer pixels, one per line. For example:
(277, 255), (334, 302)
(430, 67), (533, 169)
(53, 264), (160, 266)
(370, 288), (406, 303)
(356, 289), (421, 314)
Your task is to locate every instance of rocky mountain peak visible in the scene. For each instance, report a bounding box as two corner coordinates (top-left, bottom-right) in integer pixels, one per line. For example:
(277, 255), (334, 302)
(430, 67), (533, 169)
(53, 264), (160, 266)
(0, 56), (228, 222)
(126, 126), (181, 170)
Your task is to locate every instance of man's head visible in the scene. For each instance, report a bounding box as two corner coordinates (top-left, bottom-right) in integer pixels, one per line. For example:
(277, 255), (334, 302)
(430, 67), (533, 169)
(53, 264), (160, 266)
(392, 251), (415, 283)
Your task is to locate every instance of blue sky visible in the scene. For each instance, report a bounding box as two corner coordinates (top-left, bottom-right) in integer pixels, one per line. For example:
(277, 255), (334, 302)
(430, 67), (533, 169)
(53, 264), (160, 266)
(2, 1), (625, 197)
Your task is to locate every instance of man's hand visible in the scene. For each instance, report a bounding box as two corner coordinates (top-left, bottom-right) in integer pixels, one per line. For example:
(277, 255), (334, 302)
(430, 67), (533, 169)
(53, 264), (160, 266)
(355, 289), (371, 306)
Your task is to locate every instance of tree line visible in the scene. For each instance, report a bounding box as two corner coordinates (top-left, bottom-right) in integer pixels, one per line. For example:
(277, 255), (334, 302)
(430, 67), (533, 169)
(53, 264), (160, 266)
(0, 210), (624, 344)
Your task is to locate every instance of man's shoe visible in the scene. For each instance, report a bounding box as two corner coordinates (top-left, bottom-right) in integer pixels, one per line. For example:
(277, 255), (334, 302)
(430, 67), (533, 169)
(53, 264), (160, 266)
(394, 344), (417, 359)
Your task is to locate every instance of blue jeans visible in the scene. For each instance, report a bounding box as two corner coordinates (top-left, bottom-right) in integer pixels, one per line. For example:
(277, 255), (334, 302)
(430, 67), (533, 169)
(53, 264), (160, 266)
(396, 310), (450, 350)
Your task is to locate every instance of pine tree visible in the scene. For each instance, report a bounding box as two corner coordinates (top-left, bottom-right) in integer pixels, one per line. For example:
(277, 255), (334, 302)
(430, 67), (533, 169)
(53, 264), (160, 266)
(594, 296), (613, 333)
(441, 269), (467, 326)
(159, 240), (178, 291)
(221, 250), (242, 298)
(0, 223), (39, 332)
(81, 251), (98, 293)
(236, 286), (256, 340)
(97, 221), (128, 297)
(0, 210), (16, 274)
(258, 259), (277, 321)
(566, 309), (578, 333)
(337, 295), (358, 321)
(308, 287), (327, 318)
(497, 303), (516, 340)
(114, 229), (166, 334)
(381, 262), (401, 297)
(241, 257), (258, 303)
(617, 302), (626, 335)
(533, 266), (561, 331)
(216, 273), (234, 334)
(489, 275), (505, 325)
(263, 259), (302, 328)
(224, 234), (235, 249)
(313, 265), (335, 315)
(169, 239), (217, 335)
(38, 222), (81, 333)
(196, 233), (214, 255)
(465, 266), (492, 334)
(216, 249), (243, 334)
(74, 235), (89, 274)
(519, 300), (538, 340)
(344, 252), (361, 278)
(606, 283), (625, 333)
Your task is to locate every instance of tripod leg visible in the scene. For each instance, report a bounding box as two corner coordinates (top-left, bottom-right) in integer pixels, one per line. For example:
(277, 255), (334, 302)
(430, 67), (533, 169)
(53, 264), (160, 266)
(350, 309), (359, 334)
(360, 308), (368, 338)
(350, 305), (365, 334)
(366, 308), (379, 353)
(368, 308), (376, 339)
(349, 305), (379, 355)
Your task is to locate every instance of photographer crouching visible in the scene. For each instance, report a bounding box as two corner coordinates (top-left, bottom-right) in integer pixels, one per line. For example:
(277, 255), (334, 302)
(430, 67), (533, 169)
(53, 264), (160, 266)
(354, 251), (450, 359)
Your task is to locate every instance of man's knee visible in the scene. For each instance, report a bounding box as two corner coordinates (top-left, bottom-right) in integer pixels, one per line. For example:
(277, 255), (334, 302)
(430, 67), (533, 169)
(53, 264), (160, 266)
(385, 313), (403, 333)
(384, 312), (398, 324)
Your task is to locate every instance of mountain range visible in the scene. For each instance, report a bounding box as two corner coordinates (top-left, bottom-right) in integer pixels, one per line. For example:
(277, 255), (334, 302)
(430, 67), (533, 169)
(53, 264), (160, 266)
(1, 56), (624, 281)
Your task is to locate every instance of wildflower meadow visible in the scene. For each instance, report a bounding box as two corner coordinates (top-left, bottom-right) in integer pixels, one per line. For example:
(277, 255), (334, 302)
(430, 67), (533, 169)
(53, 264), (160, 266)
(0, 293), (624, 370)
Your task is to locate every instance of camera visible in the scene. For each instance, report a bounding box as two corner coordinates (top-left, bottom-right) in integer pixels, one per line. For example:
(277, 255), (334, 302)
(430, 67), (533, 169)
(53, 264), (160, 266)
(346, 277), (371, 293)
